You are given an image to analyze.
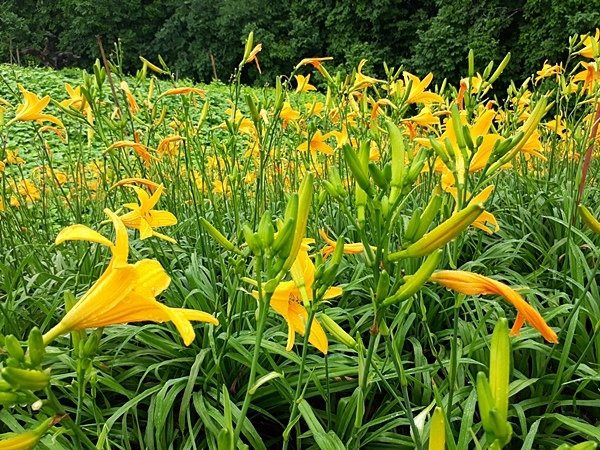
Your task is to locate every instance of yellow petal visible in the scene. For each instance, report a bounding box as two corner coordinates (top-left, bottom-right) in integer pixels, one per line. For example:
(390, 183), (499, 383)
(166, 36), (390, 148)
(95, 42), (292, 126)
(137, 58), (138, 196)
(139, 218), (154, 240)
(104, 208), (129, 265)
(55, 224), (113, 247)
(146, 210), (178, 227)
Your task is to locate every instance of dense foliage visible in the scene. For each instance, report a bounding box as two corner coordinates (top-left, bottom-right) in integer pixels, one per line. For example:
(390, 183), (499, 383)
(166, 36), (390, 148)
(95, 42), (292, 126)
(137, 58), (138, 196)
(2, 0), (600, 85)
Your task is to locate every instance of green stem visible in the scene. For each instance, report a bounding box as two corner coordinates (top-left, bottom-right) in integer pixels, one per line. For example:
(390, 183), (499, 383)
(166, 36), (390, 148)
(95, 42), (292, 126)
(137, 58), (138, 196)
(232, 256), (270, 444)
(46, 388), (96, 449)
(282, 306), (317, 449)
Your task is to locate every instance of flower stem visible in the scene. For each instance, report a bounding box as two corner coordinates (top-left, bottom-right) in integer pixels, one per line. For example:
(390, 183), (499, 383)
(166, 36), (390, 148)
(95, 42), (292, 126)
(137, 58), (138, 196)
(232, 256), (270, 444)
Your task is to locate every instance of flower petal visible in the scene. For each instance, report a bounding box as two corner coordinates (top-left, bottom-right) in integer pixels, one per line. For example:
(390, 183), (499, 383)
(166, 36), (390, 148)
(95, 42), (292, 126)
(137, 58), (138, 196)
(55, 224), (113, 247)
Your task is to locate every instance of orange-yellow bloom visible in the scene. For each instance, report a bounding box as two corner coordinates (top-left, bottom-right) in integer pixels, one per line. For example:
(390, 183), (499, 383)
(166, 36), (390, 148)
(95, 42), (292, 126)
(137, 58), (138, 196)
(298, 130), (336, 155)
(7, 85), (63, 127)
(576, 28), (599, 59)
(158, 87), (206, 99)
(257, 242), (342, 353)
(295, 74), (317, 93)
(120, 185), (177, 243)
(402, 72), (444, 105)
(107, 141), (152, 165)
(319, 229), (374, 259)
(280, 102), (301, 127)
(535, 61), (562, 83)
(44, 209), (217, 346)
(120, 81), (140, 115)
(429, 270), (558, 343)
(245, 43), (262, 73)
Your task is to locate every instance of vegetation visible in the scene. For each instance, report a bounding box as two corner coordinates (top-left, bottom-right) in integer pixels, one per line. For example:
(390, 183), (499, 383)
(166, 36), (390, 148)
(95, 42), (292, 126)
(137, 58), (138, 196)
(0, 28), (599, 450)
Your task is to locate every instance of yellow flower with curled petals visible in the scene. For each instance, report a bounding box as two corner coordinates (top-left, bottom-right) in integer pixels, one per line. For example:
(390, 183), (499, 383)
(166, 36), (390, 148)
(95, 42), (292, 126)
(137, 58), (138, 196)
(295, 74), (317, 93)
(158, 87), (206, 99)
(256, 241), (342, 353)
(6, 85), (63, 128)
(298, 130), (336, 155)
(319, 229), (376, 259)
(402, 72), (444, 105)
(576, 28), (599, 59)
(535, 61), (562, 83)
(119, 185), (177, 243)
(429, 270), (558, 343)
(44, 209), (217, 346)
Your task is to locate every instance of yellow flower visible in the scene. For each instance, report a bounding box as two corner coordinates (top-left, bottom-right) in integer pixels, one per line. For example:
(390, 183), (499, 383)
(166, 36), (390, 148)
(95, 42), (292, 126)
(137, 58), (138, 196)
(429, 270), (558, 343)
(6, 85), (63, 127)
(573, 61), (600, 94)
(158, 87), (206, 99)
(350, 59), (381, 91)
(119, 185), (177, 243)
(44, 209), (217, 346)
(13, 179), (40, 204)
(298, 130), (336, 155)
(257, 242), (342, 353)
(245, 43), (262, 73)
(5, 150), (25, 165)
(120, 81), (140, 115)
(403, 107), (440, 128)
(279, 102), (301, 128)
(576, 28), (600, 59)
(295, 56), (333, 70)
(295, 74), (317, 93)
(319, 229), (374, 259)
(157, 135), (185, 156)
(535, 61), (562, 83)
(402, 72), (444, 105)
(107, 140), (152, 165)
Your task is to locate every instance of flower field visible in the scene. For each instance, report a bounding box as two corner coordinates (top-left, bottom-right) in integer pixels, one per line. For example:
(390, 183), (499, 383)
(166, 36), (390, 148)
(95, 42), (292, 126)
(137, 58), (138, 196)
(0, 32), (599, 449)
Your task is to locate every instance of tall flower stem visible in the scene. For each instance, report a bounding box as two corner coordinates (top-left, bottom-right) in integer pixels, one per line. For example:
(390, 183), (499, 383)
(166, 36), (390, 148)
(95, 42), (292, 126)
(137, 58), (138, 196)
(233, 255), (270, 443)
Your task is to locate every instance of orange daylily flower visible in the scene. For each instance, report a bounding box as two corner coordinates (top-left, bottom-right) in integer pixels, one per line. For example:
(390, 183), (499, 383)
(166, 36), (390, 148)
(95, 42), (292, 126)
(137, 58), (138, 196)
(429, 270), (558, 343)
(107, 141), (152, 165)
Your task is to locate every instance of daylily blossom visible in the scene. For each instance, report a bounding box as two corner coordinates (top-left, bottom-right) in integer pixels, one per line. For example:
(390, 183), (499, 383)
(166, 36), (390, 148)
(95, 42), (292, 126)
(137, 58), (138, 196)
(158, 87), (206, 99)
(280, 102), (301, 128)
(107, 140), (152, 165)
(120, 81), (140, 115)
(573, 61), (600, 94)
(44, 209), (218, 346)
(319, 229), (375, 259)
(350, 59), (382, 91)
(295, 74), (317, 93)
(576, 28), (599, 59)
(245, 43), (262, 73)
(6, 85), (63, 127)
(535, 61), (561, 83)
(402, 72), (444, 105)
(429, 270), (558, 343)
(257, 240), (342, 353)
(298, 130), (336, 155)
(119, 184), (177, 243)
